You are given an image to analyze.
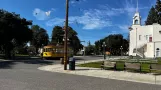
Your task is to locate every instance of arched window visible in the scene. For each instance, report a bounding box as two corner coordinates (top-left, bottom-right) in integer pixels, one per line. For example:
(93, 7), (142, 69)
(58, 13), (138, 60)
(156, 48), (160, 51)
(156, 48), (160, 57)
(135, 20), (139, 24)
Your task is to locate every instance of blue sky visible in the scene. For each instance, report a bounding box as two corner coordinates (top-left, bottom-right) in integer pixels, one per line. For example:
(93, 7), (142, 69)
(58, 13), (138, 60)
(0, 0), (156, 45)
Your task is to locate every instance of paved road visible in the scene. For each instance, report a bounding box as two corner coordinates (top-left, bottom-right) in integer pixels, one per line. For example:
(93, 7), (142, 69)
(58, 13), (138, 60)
(0, 59), (161, 90)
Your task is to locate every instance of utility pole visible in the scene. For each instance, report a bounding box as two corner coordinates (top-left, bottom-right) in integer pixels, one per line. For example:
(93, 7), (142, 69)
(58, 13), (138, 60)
(64, 0), (69, 70)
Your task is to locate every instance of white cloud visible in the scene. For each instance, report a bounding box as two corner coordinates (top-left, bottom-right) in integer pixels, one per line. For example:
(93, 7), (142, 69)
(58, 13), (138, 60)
(70, 1), (76, 4)
(33, 8), (55, 20)
(45, 11), (51, 16)
(70, 0), (87, 4)
(97, 1), (149, 22)
(69, 10), (112, 29)
(118, 25), (129, 33)
(46, 8), (112, 29)
(46, 5), (122, 29)
(45, 1), (150, 30)
(123, 0), (150, 19)
(46, 18), (65, 26)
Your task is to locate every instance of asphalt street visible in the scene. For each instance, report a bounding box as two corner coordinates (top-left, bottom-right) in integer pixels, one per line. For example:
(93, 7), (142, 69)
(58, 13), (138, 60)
(0, 57), (161, 90)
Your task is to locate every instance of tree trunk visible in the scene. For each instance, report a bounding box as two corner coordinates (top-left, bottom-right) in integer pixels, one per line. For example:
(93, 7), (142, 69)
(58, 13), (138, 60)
(5, 47), (11, 59)
(4, 42), (13, 59)
(36, 47), (39, 55)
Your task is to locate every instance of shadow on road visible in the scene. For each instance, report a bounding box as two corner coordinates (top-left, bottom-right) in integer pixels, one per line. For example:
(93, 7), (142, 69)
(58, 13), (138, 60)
(0, 56), (55, 69)
(21, 60), (54, 65)
(14, 56), (54, 65)
(0, 61), (15, 69)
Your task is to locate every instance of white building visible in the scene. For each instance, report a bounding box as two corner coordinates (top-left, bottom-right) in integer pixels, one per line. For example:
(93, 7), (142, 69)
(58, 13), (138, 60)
(129, 11), (161, 58)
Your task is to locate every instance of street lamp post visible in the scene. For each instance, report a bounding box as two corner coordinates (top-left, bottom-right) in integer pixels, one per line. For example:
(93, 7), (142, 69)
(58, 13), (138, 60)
(80, 41), (85, 56)
(41, 44), (44, 58)
(120, 46), (123, 56)
(102, 42), (106, 60)
(120, 46), (123, 59)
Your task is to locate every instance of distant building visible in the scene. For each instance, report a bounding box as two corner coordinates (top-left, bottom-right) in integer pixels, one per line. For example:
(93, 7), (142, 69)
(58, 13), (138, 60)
(129, 11), (161, 58)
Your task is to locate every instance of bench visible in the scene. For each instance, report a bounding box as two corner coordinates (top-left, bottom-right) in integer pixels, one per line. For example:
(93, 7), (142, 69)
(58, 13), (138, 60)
(101, 61), (116, 70)
(150, 64), (161, 73)
(125, 63), (141, 71)
(115, 62), (125, 70)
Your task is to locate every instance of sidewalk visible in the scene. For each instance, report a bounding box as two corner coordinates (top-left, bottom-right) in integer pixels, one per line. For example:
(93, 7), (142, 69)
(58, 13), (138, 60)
(38, 60), (161, 85)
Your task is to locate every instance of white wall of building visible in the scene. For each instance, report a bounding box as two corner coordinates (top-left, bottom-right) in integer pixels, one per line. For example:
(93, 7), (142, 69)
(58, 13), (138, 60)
(129, 25), (153, 56)
(153, 24), (161, 42)
(147, 43), (154, 58)
(129, 11), (161, 58)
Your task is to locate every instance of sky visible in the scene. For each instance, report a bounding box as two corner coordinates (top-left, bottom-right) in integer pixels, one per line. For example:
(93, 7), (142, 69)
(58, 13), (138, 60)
(0, 0), (157, 45)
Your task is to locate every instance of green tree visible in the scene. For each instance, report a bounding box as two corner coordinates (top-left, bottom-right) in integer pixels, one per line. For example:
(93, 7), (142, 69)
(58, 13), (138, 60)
(155, 0), (161, 24)
(0, 9), (33, 59)
(122, 39), (129, 55)
(145, 0), (161, 25)
(94, 39), (105, 55)
(145, 6), (158, 25)
(31, 25), (49, 53)
(105, 34), (123, 55)
(85, 41), (95, 55)
(51, 26), (82, 55)
(14, 44), (28, 55)
(51, 26), (64, 44)
(155, 0), (161, 13)
(94, 34), (129, 56)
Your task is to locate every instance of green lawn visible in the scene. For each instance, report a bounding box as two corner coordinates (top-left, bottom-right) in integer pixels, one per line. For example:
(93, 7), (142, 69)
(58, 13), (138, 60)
(158, 60), (161, 65)
(78, 61), (125, 70)
(77, 60), (161, 74)
(15, 54), (29, 56)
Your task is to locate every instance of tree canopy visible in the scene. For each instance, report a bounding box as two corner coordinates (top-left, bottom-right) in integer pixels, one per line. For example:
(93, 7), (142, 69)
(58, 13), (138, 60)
(94, 34), (129, 55)
(85, 41), (95, 55)
(51, 26), (64, 44)
(145, 0), (161, 25)
(51, 26), (83, 55)
(145, 6), (158, 25)
(30, 25), (49, 53)
(0, 9), (33, 58)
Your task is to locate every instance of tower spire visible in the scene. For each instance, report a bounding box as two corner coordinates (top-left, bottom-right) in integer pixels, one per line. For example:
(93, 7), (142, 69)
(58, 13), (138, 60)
(136, 0), (138, 12)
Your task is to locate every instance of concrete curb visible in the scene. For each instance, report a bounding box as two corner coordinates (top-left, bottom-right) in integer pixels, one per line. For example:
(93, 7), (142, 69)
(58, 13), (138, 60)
(38, 63), (161, 85)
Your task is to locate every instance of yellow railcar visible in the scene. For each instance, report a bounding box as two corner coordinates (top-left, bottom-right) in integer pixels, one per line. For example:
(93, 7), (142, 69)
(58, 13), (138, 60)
(42, 45), (73, 59)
